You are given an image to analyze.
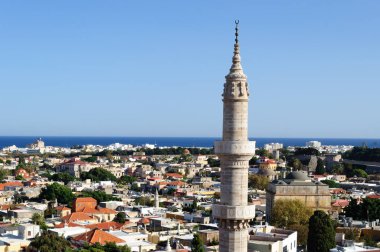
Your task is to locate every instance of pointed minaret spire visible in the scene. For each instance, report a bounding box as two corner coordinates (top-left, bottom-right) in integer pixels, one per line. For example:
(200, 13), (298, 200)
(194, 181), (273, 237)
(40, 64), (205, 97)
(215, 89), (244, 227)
(223, 20), (249, 101)
(228, 20), (245, 78)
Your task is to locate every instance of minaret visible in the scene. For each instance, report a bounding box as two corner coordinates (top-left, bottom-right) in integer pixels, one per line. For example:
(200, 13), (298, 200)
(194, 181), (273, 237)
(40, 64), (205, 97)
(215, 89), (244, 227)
(155, 188), (159, 209)
(212, 21), (256, 252)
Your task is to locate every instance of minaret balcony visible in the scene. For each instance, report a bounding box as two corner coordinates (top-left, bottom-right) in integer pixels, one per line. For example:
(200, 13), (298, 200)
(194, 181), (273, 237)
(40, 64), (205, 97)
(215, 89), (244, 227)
(214, 140), (255, 156)
(212, 204), (255, 220)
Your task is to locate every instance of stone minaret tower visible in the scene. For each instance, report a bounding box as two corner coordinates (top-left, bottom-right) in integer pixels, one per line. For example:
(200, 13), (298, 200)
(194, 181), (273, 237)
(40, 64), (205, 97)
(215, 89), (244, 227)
(212, 21), (256, 252)
(155, 188), (159, 209)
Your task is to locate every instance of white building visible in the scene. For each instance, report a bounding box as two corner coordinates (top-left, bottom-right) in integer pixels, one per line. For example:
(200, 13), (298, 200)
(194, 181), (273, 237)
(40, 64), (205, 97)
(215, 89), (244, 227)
(264, 143), (284, 152)
(248, 226), (297, 252)
(330, 241), (380, 252)
(306, 141), (322, 148)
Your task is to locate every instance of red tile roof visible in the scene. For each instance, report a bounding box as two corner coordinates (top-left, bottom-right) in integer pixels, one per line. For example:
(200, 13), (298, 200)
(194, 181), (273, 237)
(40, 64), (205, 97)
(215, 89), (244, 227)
(332, 200), (349, 207)
(138, 217), (150, 224)
(62, 212), (95, 223)
(74, 197), (97, 203)
(367, 194), (380, 199)
(168, 181), (186, 186)
(166, 173), (183, 178)
(56, 206), (71, 211)
(0, 181), (23, 190)
(97, 207), (117, 214)
(72, 229), (125, 245)
(80, 207), (101, 214)
(54, 222), (82, 228)
(85, 221), (125, 230)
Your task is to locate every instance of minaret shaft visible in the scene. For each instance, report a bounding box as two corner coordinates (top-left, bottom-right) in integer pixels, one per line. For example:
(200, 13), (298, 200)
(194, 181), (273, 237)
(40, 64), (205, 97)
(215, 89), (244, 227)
(212, 22), (255, 252)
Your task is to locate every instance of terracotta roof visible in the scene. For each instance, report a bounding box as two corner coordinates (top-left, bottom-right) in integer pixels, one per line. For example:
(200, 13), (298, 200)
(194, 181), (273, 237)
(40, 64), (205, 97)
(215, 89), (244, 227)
(367, 194), (380, 199)
(138, 217), (150, 224)
(62, 160), (88, 165)
(332, 200), (349, 207)
(72, 229), (125, 245)
(148, 177), (162, 180)
(168, 181), (186, 186)
(85, 221), (125, 230)
(0, 205), (11, 210)
(263, 160), (277, 164)
(97, 207), (117, 214)
(62, 212), (94, 223)
(80, 207), (101, 214)
(330, 188), (346, 194)
(54, 222), (82, 228)
(0, 181), (23, 190)
(56, 206), (71, 211)
(74, 197), (97, 203)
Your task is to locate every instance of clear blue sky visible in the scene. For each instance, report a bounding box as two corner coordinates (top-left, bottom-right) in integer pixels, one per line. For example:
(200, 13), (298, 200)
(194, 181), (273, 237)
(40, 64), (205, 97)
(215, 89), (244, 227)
(0, 1), (379, 138)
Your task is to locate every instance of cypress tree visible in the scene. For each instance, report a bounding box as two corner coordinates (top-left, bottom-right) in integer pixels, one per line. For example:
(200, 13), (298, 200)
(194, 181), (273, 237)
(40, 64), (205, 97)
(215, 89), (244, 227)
(307, 210), (336, 252)
(191, 233), (205, 252)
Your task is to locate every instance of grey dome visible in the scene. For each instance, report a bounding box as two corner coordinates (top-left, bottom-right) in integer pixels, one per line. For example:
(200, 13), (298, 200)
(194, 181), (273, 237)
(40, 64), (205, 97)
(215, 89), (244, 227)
(285, 171), (309, 181)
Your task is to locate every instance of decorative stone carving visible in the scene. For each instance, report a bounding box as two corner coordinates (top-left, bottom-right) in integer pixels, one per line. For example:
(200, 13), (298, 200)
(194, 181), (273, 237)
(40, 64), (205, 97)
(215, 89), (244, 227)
(212, 204), (256, 220)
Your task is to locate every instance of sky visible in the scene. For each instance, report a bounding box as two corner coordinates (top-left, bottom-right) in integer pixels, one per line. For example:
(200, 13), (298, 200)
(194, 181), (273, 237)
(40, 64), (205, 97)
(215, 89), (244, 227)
(0, 1), (379, 138)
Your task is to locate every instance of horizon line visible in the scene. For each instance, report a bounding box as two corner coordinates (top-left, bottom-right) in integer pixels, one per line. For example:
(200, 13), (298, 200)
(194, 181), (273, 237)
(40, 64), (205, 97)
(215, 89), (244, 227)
(0, 135), (379, 140)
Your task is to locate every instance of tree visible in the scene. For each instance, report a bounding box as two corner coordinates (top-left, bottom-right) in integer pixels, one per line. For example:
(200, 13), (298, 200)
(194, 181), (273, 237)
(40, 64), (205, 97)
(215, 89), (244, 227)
(80, 168), (117, 182)
(117, 176), (136, 185)
(28, 232), (71, 252)
(134, 196), (154, 207)
(307, 210), (336, 252)
(270, 199), (313, 245)
(345, 198), (362, 220)
(346, 197), (380, 221)
(321, 180), (340, 188)
(256, 149), (270, 157)
(51, 172), (76, 185)
(295, 147), (320, 156)
(39, 182), (75, 205)
(332, 163), (344, 174)
(353, 169), (368, 178)
(114, 212), (127, 224)
(249, 156), (258, 165)
(82, 156), (97, 163)
(290, 158), (302, 170)
(31, 213), (48, 230)
(0, 169), (9, 181)
(15, 174), (24, 180)
(315, 158), (326, 175)
(78, 242), (131, 252)
(248, 174), (269, 190)
(191, 233), (205, 252)
(343, 147), (380, 162)
(191, 198), (198, 213)
(207, 158), (220, 167)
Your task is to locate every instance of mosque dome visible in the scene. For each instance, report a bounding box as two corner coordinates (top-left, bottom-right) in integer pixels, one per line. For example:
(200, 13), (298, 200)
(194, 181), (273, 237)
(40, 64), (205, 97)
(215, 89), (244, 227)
(285, 171), (309, 181)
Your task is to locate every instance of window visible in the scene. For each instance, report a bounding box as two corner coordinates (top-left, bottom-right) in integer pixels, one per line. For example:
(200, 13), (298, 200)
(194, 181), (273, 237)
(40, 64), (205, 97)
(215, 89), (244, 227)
(28, 231), (31, 236)
(283, 245), (288, 252)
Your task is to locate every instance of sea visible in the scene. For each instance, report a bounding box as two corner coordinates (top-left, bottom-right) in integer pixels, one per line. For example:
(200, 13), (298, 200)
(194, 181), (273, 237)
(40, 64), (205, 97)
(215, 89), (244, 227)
(0, 136), (379, 149)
